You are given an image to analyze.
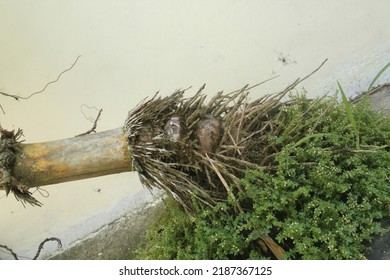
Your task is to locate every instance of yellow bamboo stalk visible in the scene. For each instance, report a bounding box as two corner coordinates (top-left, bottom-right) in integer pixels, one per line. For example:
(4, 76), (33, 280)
(12, 127), (132, 188)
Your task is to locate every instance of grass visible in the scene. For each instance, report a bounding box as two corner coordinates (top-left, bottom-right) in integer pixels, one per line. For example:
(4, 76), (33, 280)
(337, 81), (360, 150)
(337, 62), (390, 150)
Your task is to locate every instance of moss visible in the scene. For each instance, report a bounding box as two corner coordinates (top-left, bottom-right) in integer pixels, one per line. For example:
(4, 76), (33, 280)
(136, 93), (390, 260)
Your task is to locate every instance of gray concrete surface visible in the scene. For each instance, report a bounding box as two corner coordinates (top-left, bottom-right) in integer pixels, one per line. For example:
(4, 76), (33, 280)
(50, 192), (165, 260)
(368, 84), (390, 115)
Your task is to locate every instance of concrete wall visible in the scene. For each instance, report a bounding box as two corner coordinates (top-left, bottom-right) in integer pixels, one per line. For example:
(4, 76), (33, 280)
(1, 0), (389, 259)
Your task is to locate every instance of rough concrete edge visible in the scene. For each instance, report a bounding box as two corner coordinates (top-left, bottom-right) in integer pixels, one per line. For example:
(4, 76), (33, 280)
(46, 188), (165, 259)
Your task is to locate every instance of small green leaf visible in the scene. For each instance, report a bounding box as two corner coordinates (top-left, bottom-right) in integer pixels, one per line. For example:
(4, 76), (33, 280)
(367, 62), (390, 93)
(337, 81), (360, 149)
(291, 133), (345, 148)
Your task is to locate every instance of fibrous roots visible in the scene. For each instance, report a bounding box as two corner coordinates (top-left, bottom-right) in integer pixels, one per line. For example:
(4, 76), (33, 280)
(0, 126), (42, 206)
(125, 83), (293, 210)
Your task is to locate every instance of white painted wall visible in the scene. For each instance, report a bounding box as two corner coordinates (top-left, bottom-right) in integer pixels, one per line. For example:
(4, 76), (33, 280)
(1, 0), (389, 259)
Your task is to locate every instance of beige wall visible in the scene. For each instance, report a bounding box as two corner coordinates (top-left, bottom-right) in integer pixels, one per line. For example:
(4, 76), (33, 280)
(1, 0), (389, 259)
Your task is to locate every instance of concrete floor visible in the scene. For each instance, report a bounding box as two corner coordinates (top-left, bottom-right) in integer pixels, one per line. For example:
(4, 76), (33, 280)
(50, 190), (165, 260)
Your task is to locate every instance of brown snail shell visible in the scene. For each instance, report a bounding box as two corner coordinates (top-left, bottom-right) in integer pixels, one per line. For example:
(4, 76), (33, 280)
(196, 115), (222, 153)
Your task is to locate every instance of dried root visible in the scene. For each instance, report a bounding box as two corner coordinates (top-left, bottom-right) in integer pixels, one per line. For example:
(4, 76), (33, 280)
(124, 83), (293, 210)
(0, 125), (42, 207)
(0, 237), (62, 260)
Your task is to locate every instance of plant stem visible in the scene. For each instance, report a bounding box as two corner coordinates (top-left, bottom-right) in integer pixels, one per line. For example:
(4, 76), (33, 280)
(11, 127), (132, 188)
